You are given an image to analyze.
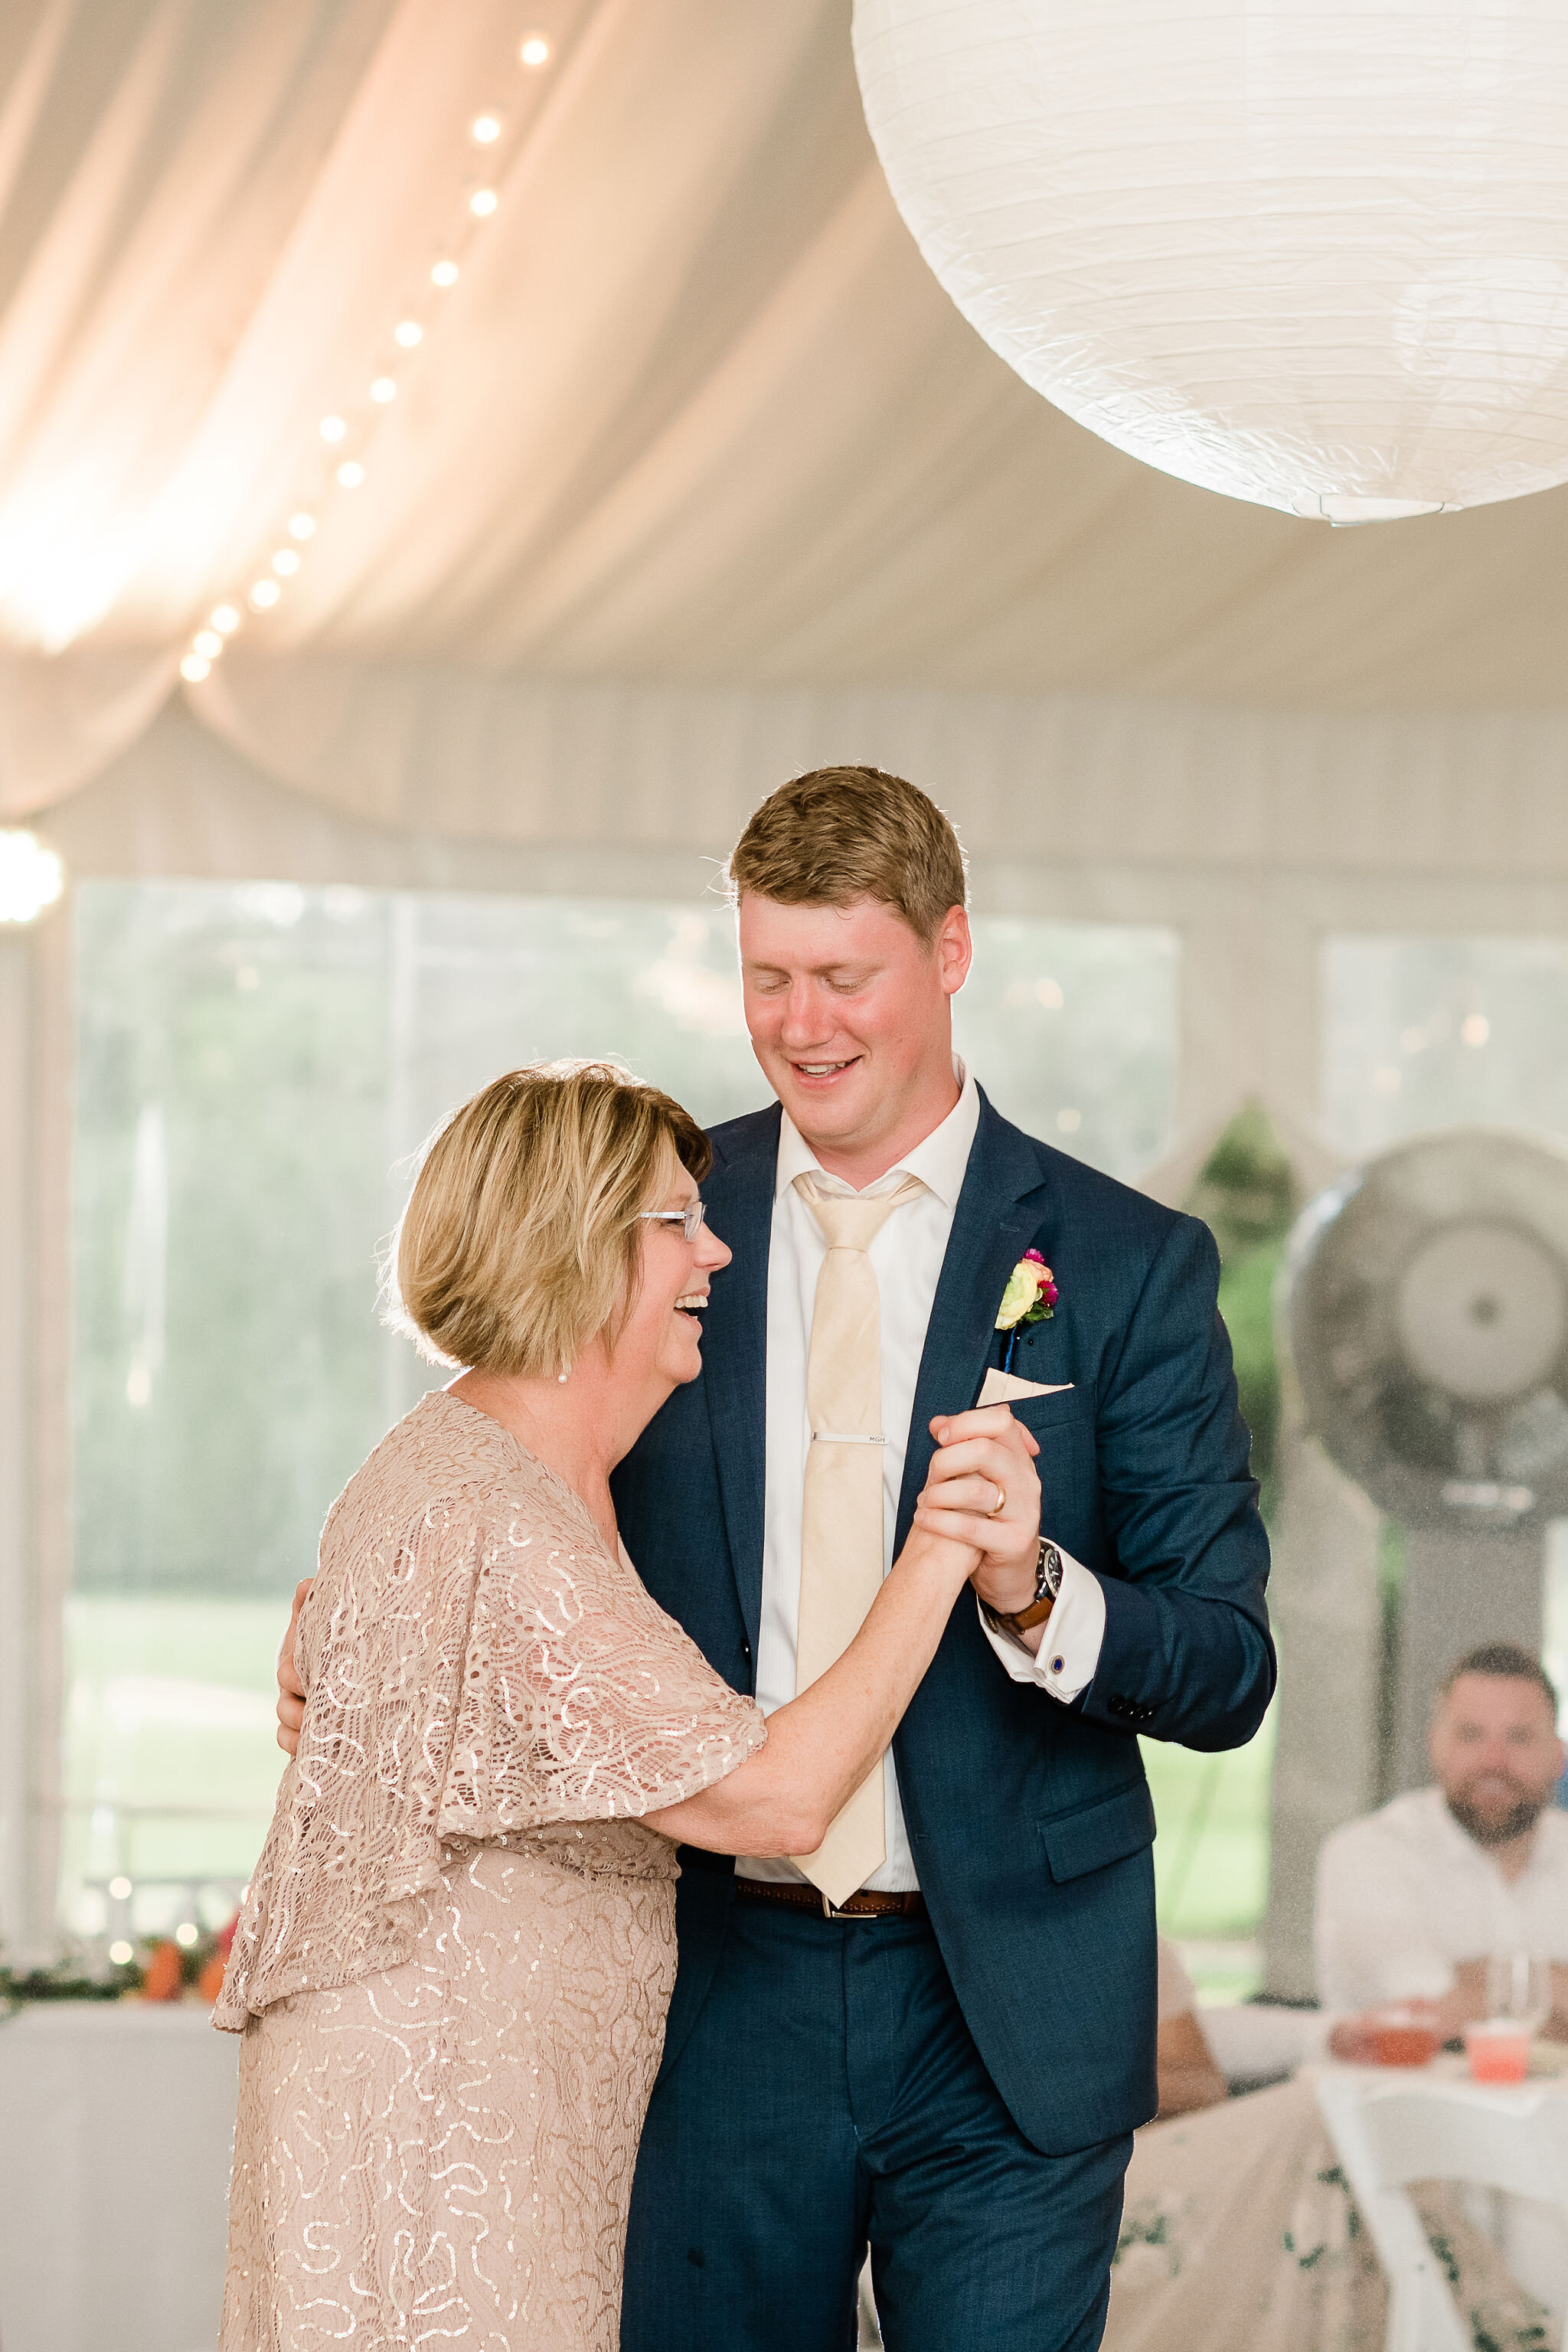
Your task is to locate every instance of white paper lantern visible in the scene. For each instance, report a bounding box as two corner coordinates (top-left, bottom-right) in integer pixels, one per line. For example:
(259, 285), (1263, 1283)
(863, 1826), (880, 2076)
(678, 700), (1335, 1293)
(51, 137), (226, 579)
(853, 0), (1568, 520)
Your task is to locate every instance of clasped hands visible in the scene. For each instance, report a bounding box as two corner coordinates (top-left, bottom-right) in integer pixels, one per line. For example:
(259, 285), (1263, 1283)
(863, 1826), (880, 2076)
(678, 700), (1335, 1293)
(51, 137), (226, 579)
(274, 1403), (1048, 1756)
(914, 1403), (1047, 1647)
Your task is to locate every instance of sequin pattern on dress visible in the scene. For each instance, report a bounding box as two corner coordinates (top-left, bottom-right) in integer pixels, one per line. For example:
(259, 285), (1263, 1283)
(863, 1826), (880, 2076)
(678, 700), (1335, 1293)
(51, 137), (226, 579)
(215, 1387), (766, 2350)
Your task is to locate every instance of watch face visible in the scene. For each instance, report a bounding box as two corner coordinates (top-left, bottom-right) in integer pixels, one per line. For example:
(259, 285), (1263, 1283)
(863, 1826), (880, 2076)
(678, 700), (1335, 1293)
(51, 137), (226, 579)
(1040, 1543), (1063, 1599)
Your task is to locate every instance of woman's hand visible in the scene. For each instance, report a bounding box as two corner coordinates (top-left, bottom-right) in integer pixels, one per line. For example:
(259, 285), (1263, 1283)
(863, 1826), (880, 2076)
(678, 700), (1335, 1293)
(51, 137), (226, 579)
(912, 1405), (1042, 1589)
(275, 1578), (312, 1756)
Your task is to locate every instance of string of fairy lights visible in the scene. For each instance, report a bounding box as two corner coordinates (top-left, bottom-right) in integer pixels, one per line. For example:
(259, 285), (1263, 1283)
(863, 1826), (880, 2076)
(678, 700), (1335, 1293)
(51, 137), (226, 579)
(178, 25), (557, 688)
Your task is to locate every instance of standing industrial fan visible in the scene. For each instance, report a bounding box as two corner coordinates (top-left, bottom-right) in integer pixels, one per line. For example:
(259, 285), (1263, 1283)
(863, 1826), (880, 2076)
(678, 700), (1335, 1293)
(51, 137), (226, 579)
(1283, 1129), (1568, 1787)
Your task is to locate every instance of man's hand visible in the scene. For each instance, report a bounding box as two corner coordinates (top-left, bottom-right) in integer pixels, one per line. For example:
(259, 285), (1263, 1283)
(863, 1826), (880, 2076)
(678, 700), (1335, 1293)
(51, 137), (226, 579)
(1328, 1965), (1492, 2060)
(276, 1577), (312, 1757)
(913, 1405), (1043, 1633)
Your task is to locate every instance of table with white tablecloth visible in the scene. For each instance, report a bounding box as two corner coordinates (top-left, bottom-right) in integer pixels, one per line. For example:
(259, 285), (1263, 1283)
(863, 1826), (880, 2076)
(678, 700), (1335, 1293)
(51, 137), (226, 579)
(0, 2001), (237, 2352)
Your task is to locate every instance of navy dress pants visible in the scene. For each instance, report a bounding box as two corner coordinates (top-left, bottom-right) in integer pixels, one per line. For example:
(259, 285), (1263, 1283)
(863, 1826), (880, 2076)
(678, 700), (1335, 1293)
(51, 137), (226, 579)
(621, 1900), (1132, 2352)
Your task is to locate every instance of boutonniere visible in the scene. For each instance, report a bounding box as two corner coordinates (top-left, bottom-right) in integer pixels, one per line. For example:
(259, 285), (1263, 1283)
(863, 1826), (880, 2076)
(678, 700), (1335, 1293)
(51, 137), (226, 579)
(995, 1248), (1058, 1374)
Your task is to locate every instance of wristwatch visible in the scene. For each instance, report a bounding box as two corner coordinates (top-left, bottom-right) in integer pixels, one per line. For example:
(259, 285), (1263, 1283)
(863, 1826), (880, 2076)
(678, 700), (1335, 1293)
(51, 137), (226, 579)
(982, 1539), (1064, 1640)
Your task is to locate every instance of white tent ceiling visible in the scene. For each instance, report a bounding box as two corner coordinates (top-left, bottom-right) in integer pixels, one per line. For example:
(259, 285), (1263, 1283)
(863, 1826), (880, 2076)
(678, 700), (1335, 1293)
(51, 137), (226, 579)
(6, 0), (1568, 835)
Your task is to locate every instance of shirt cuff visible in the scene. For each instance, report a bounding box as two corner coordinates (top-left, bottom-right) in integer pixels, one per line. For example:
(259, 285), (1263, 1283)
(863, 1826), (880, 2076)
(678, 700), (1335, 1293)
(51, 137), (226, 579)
(976, 1545), (1106, 1703)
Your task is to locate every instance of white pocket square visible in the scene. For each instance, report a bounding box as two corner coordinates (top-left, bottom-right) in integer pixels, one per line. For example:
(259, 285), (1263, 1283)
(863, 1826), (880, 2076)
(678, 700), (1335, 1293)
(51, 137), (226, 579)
(977, 1369), (1073, 1406)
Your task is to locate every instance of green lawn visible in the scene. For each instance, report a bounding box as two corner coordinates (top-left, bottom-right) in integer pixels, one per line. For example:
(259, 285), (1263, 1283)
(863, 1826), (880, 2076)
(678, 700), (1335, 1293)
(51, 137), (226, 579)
(59, 1596), (289, 1933)
(1142, 1706), (1276, 1943)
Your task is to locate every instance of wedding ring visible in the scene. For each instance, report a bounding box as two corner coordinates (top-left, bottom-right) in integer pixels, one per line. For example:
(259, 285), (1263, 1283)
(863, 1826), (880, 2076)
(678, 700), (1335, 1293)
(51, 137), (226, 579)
(988, 1481), (1007, 1518)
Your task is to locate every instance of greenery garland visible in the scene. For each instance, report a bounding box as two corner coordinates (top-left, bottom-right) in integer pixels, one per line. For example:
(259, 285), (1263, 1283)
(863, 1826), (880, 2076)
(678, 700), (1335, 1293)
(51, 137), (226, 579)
(0, 1918), (237, 2011)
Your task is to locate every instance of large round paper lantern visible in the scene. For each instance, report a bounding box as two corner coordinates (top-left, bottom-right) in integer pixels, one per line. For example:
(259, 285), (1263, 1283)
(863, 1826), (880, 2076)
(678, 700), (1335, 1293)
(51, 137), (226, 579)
(852, 1), (1568, 520)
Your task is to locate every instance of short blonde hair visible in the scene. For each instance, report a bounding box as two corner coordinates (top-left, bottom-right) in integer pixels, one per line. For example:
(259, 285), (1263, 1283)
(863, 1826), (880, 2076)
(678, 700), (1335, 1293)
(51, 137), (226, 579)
(725, 765), (968, 942)
(390, 1060), (711, 1377)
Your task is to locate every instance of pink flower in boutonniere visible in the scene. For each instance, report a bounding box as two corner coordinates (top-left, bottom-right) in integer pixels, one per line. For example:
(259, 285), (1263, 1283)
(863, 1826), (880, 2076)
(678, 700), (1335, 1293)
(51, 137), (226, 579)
(995, 1247), (1058, 1332)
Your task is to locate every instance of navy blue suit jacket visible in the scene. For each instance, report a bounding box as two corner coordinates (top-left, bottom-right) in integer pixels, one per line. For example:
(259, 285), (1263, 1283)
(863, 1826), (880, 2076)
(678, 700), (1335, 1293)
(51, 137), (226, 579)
(609, 1090), (1273, 2155)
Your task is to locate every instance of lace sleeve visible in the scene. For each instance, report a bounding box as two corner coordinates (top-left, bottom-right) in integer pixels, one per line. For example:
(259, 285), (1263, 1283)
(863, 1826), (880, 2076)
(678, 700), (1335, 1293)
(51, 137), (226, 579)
(215, 1493), (484, 2027)
(214, 1406), (764, 2031)
(437, 1476), (766, 1838)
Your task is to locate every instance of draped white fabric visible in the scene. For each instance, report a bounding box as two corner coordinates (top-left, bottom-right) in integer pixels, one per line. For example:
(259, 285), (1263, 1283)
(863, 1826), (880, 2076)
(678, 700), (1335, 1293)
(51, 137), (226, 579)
(7, 0), (1568, 840)
(189, 654), (1568, 878)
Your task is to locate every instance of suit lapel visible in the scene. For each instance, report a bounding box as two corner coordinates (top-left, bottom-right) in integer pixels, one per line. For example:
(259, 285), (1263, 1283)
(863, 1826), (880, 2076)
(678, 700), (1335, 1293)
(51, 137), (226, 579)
(701, 1106), (779, 1651)
(894, 1093), (1054, 1553)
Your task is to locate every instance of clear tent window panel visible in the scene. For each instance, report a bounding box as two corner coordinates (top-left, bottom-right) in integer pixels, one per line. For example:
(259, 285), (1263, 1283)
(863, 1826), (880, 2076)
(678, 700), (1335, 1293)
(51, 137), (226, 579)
(1324, 933), (1568, 1156)
(64, 882), (1179, 1936)
(1318, 929), (1568, 1980)
(951, 917), (1178, 1174)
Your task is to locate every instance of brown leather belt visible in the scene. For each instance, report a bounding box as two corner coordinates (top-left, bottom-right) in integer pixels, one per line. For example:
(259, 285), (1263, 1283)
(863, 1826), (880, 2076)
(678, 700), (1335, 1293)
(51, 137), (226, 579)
(733, 1876), (926, 1922)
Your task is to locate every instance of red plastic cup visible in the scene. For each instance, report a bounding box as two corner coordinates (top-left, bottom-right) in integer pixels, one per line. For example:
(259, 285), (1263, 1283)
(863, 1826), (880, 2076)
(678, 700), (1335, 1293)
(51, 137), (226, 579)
(1367, 2004), (1442, 2067)
(1465, 2020), (1532, 2084)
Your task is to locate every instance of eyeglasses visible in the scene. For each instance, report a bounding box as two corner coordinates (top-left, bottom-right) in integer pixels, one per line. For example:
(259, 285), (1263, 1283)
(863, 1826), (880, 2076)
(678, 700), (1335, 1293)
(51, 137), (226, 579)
(638, 1201), (707, 1242)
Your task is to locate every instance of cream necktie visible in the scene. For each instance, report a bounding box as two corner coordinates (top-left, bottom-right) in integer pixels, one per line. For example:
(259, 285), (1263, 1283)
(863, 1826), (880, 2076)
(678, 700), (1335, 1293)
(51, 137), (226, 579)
(791, 1170), (925, 1905)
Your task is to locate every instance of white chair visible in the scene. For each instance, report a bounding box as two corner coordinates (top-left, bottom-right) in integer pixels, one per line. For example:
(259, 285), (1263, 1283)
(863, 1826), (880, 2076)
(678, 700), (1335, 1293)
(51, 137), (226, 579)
(1315, 2065), (1568, 2352)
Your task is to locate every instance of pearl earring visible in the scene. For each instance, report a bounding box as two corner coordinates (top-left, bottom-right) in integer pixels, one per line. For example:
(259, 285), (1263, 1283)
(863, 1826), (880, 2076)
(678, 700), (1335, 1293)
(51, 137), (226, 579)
(557, 1370), (569, 1383)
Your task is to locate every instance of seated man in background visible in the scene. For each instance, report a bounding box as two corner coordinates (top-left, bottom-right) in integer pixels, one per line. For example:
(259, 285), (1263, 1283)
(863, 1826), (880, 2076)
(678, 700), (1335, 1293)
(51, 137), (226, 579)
(1316, 1641), (1568, 2049)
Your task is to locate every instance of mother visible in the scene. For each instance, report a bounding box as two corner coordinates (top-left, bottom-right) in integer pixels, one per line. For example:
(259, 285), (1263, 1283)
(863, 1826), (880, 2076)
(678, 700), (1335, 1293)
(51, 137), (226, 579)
(215, 1060), (998, 2351)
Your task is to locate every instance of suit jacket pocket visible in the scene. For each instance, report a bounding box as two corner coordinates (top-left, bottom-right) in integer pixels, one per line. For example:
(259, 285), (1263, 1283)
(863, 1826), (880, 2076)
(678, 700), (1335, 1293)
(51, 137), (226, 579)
(1037, 1779), (1156, 1885)
(1008, 1383), (1096, 1436)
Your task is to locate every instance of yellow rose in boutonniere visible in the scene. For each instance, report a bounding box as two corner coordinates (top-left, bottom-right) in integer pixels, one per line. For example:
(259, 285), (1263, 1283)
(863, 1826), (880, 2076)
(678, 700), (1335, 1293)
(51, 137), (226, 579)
(995, 1249), (1058, 1331)
(995, 1250), (1058, 1373)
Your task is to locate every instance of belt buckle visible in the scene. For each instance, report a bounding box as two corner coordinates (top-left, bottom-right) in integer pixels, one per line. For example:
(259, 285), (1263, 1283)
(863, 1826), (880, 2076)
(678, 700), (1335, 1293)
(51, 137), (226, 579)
(821, 1891), (858, 1919)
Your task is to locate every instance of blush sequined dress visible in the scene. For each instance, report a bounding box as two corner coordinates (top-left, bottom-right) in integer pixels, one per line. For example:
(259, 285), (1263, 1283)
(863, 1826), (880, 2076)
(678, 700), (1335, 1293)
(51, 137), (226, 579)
(214, 1387), (766, 2350)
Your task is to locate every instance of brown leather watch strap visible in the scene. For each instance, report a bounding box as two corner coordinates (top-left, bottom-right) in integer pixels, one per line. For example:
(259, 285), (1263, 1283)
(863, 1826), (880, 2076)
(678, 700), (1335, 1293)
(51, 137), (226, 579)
(982, 1539), (1063, 1640)
(991, 1589), (1057, 1637)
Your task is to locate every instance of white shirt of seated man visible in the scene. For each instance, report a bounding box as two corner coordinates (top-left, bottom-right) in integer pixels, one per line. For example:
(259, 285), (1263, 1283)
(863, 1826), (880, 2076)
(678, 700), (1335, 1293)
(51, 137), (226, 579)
(1315, 1651), (1568, 2034)
(740, 1057), (1106, 1893)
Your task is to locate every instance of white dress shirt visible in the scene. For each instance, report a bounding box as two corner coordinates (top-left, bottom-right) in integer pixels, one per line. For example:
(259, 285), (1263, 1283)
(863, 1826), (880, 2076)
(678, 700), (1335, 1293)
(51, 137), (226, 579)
(1315, 1784), (1568, 2010)
(737, 1060), (1106, 1893)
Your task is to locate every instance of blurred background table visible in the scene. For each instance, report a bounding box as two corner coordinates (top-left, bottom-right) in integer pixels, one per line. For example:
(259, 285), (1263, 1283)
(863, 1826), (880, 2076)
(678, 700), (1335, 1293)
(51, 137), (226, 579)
(0, 2001), (236, 2352)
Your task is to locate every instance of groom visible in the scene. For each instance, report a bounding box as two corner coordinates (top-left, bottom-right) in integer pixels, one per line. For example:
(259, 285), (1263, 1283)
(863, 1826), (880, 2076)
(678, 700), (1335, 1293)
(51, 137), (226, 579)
(277, 766), (1272, 2350)
(614, 768), (1270, 2350)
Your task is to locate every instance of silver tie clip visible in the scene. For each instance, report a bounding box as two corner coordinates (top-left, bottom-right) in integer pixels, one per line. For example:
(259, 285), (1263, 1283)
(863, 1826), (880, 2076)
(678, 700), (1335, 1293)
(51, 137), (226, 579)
(812, 1431), (888, 1445)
